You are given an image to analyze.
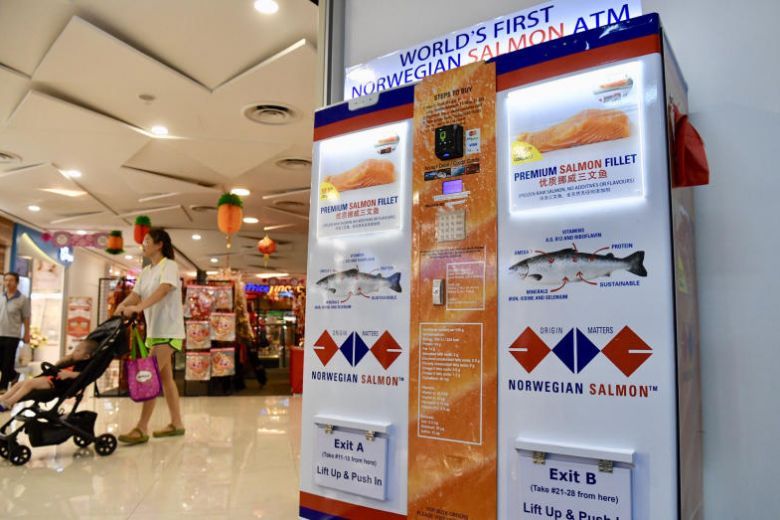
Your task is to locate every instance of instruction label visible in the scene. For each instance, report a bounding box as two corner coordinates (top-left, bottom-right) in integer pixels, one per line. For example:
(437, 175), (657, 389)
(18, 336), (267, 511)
(518, 455), (632, 519)
(314, 427), (389, 500)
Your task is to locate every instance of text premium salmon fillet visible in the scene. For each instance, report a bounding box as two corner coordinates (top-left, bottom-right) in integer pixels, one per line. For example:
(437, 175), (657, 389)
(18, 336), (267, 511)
(517, 108), (631, 153)
(324, 158), (396, 191)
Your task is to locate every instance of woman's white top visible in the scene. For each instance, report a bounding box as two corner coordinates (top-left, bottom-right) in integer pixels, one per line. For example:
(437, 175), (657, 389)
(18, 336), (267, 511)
(133, 258), (185, 339)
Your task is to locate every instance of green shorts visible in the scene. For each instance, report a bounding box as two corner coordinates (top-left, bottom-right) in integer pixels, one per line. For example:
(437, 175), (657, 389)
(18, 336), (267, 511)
(146, 338), (183, 351)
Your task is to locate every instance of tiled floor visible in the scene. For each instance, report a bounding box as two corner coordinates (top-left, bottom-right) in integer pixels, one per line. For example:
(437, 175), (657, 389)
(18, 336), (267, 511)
(0, 395), (302, 519)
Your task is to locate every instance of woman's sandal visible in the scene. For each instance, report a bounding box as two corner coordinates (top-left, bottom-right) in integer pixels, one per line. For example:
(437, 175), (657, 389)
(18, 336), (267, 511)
(118, 427), (149, 445)
(153, 424), (185, 438)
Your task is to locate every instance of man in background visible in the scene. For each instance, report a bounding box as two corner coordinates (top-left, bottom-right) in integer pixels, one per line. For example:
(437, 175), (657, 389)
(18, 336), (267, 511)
(0, 272), (30, 392)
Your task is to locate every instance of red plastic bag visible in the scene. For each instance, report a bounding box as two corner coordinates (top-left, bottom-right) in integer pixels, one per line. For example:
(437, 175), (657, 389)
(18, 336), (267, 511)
(673, 115), (710, 187)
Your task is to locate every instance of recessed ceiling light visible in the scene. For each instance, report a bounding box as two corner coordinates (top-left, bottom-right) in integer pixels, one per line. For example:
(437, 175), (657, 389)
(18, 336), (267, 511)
(62, 169), (82, 178)
(76, 230), (87, 235)
(192, 234), (202, 240)
(210, 257), (219, 263)
(243, 217), (259, 224)
(124, 255), (133, 260)
(28, 205), (40, 212)
(254, 0), (279, 14)
(230, 188), (250, 196)
(256, 272), (288, 278)
(150, 125), (169, 136)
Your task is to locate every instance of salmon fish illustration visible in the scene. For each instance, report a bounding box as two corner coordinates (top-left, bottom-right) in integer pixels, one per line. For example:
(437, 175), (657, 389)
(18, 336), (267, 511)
(509, 245), (647, 292)
(316, 268), (402, 302)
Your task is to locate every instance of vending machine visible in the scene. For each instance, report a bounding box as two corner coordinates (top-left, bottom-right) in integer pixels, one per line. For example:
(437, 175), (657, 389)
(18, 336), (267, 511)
(301, 11), (704, 520)
(495, 14), (702, 519)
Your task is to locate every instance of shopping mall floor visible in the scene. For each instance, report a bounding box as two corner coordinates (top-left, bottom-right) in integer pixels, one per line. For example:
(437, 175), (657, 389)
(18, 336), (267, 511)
(0, 395), (302, 519)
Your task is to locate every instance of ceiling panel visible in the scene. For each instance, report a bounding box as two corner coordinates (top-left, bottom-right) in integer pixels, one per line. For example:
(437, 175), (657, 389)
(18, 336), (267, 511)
(33, 16), (211, 136)
(0, 65), (29, 124)
(169, 137), (284, 179)
(1, 91), (149, 180)
(0, 163), (107, 227)
(207, 39), (317, 143)
(122, 139), (224, 185)
(0, 0), (74, 76)
(72, 0), (318, 89)
(119, 166), (221, 197)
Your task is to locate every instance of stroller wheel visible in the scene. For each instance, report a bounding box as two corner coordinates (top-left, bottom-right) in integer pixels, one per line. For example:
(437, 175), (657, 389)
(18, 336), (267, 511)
(74, 435), (92, 448)
(9, 445), (31, 466)
(0, 441), (8, 460)
(95, 434), (117, 456)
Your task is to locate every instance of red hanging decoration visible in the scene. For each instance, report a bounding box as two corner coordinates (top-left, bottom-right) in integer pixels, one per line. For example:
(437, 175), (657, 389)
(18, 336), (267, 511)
(257, 235), (277, 267)
(133, 215), (151, 244)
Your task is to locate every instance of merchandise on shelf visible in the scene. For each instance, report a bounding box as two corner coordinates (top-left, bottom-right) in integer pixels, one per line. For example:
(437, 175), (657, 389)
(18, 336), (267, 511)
(213, 285), (234, 311)
(210, 312), (236, 342)
(186, 321), (211, 350)
(186, 351), (211, 381)
(186, 285), (216, 319)
(211, 348), (236, 377)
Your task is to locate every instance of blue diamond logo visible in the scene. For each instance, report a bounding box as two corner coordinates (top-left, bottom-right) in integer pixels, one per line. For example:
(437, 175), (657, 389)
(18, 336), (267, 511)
(552, 329), (601, 374)
(575, 328), (600, 373)
(339, 332), (369, 367)
(552, 329), (576, 373)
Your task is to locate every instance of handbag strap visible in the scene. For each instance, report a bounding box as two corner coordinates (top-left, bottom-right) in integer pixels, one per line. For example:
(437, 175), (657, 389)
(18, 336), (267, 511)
(130, 325), (149, 360)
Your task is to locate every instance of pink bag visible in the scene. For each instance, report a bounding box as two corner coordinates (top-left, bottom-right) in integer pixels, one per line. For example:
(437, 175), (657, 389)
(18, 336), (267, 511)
(125, 326), (162, 402)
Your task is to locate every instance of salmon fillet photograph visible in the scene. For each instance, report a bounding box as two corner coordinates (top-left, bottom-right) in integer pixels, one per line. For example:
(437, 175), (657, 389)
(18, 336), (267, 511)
(323, 158), (396, 192)
(516, 108), (631, 153)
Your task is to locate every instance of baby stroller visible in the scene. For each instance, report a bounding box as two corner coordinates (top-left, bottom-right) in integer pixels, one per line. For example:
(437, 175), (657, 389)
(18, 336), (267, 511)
(0, 316), (129, 466)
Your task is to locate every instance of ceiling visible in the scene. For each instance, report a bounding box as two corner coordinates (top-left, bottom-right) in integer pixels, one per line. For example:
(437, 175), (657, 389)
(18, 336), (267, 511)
(0, 0), (318, 277)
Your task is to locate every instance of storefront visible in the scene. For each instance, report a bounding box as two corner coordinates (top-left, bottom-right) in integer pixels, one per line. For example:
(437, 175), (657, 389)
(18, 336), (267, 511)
(178, 271), (304, 396)
(7, 225), (139, 365)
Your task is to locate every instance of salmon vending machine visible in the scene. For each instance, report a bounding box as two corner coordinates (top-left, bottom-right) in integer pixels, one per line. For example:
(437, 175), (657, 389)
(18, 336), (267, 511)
(301, 11), (704, 520)
(495, 14), (702, 520)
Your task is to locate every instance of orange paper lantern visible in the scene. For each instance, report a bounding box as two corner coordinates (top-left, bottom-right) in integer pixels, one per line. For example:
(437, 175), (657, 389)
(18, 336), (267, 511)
(105, 230), (124, 254)
(217, 193), (243, 239)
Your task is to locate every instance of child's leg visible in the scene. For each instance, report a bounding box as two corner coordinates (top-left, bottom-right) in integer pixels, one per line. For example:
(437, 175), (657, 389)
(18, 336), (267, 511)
(1, 378), (51, 406)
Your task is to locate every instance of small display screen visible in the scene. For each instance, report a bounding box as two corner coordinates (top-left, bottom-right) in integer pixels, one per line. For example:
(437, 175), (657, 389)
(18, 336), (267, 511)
(442, 179), (463, 195)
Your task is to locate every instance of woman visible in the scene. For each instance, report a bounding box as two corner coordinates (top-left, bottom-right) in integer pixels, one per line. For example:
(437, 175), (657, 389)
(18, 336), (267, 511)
(115, 228), (185, 445)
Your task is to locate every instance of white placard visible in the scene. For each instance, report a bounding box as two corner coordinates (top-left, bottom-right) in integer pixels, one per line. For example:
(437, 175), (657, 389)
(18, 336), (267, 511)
(316, 122), (409, 239)
(518, 453), (632, 519)
(344, 0), (642, 99)
(314, 427), (389, 500)
(506, 60), (645, 211)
